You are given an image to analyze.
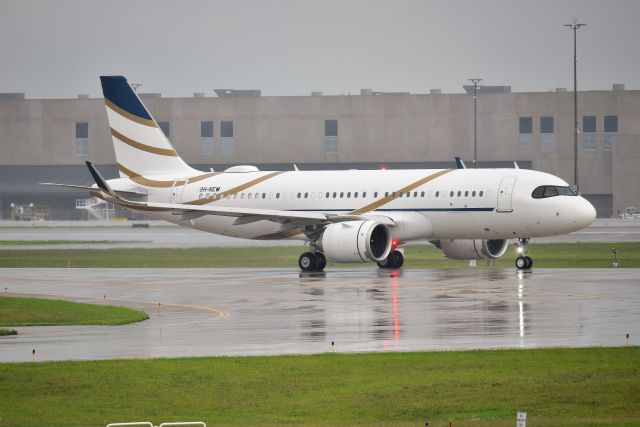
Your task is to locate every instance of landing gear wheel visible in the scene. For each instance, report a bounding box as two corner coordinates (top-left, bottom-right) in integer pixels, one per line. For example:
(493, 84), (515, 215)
(516, 256), (527, 270)
(314, 252), (326, 271)
(378, 250), (404, 269)
(299, 252), (315, 272)
(524, 256), (533, 269)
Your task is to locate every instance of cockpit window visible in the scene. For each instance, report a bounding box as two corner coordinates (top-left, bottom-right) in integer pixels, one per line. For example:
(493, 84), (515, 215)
(532, 185), (576, 199)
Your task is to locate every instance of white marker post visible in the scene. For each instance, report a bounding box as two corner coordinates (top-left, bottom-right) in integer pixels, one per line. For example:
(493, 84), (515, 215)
(517, 412), (527, 427)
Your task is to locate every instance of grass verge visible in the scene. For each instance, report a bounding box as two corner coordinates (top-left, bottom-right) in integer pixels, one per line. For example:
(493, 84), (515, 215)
(0, 296), (148, 326)
(0, 347), (637, 426)
(0, 327), (17, 336)
(0, 242), (638, 268)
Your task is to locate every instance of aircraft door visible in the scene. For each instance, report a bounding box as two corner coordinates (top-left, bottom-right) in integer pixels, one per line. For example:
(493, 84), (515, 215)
(496, 176), (517, 212)
(170, 179), (187, 204)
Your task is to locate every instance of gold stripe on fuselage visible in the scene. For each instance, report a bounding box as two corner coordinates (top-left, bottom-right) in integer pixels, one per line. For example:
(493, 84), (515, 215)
(111, 128), (178, 157)
(349, 169), (453, 215)
(105, 99), (157, 128)
(184, 171), (284, 205)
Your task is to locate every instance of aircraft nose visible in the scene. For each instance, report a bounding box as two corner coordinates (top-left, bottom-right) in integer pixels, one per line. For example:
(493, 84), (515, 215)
(576, 197), (597, 228)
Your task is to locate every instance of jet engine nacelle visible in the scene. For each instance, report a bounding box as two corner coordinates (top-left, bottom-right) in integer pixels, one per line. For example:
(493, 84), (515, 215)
(318, 220), (392, 263)
(433, 239), (509, 260)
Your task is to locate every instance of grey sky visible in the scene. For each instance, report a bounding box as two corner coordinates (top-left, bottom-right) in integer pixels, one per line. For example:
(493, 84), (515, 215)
(1, 0), (638, 98)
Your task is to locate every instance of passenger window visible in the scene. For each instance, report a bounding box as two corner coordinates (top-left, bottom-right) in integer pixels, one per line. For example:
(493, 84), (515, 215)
(457, 191), (461, 197)
(340, 192), (344, 198)
(304, 192), (308, 198)
(333, 192), (337, 198)
(435, 191), (439, 197)
(464, 191), (468, 197)
(354, 192), (358, 198)
(248, 193), (252, 199)
(255, 193), (259, 199)
(414, 191), (418, 197)
(472, 191), (476, 197)
(347, 192), (351, 198)
(262, 193), (266, 199)
(326, 192), (330, 198)
(479, 191), (484, 197)
(421, 191), (425, 197)
(385, 192), (389, 197)
(276, 193), (280, 199)
(297, 192), (301, 198)
(363, 192), (367, 198)
(450, 191), (454, 197)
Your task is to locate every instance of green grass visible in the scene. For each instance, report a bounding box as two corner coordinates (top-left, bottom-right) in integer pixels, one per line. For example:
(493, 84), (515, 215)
(0, 239), (142, 245)
(0, 347), (637, 426)
(0, 327), (17, 335)
(0, 296), (148, 326)
(0, 242), (638, 268)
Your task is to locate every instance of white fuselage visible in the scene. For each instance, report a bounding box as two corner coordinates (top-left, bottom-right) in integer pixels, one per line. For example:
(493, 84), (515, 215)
(106, 167), (596, 242)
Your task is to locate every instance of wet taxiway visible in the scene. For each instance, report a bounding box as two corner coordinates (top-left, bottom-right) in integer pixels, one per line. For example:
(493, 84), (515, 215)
(0, 268), (638, 362)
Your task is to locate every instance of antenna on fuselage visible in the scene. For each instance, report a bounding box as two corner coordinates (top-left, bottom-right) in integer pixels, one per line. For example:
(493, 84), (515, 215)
(293, 164), (300, 171)
(454, 156), (467, 169)
(513, 161), (520, 169)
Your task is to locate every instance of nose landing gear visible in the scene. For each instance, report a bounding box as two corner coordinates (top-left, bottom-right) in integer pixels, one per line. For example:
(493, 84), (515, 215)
(515, 238), (533, 270)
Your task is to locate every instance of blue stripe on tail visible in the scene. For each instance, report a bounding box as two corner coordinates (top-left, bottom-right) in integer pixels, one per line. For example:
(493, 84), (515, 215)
(100, 76), (152, 121)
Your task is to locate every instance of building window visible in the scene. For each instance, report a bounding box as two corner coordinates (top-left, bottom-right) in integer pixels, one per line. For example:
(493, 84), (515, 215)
(200, 121), (213, 155)
(158, 121), (170, 138)
(540, 116), (555, 152)
(604, 115), (617, 152)
(220, 121), (234, 156)
(582, 116), (596, 151)
(518, 117), (533, 151)
(324, 119), (338, 155)
(75, 122), (89, 157)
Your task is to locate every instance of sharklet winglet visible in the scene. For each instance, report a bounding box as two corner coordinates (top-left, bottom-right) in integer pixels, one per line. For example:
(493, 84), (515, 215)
(85, 161), (118, 198)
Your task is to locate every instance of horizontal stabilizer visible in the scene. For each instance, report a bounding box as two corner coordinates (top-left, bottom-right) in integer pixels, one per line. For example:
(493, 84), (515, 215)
(40, 182), (147, 197)
(40, 183), (96, 191)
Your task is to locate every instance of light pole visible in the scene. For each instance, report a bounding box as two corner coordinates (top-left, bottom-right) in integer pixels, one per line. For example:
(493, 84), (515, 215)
(564, 19), (586, 191)
(468, 78), (482, 167)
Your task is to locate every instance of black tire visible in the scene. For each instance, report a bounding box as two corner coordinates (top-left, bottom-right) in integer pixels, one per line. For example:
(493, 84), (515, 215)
(378, 250), (404, 269)
(524, 256), (533, 269)
(392, 250), (404, 268)
(515, 256), (527, 270)
(377, 259), (390, 269)
(314, 252), (327, 271)
(298, 252), (315, 272)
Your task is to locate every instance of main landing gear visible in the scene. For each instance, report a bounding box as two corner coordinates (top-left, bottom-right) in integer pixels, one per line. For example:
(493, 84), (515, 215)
(298, 251), (326, 272)
(515, 238), (533, 270)
(377, 249), (404, 269)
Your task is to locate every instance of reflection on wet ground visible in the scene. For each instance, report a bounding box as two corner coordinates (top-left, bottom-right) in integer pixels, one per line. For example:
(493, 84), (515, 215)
(0, 268), (638, 362)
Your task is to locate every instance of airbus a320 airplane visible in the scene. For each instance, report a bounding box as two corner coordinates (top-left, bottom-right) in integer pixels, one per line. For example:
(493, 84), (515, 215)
(45, 76), (596, 271)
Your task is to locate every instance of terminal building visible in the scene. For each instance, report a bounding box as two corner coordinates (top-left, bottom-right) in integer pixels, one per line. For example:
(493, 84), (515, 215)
(1, 84), (639, 220)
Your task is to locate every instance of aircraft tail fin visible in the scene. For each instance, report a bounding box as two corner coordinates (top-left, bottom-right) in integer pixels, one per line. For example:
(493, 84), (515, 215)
(100, 76), (197, 180)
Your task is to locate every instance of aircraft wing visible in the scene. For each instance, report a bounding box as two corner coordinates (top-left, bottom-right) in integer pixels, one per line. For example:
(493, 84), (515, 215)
(135, 200), (330, 223)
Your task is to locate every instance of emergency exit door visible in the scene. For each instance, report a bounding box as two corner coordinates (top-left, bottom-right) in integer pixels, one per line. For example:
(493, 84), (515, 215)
(496, 176), (517, 212)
